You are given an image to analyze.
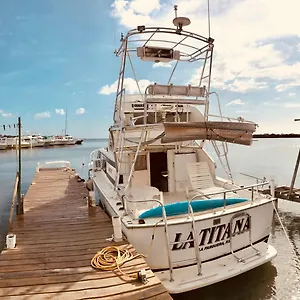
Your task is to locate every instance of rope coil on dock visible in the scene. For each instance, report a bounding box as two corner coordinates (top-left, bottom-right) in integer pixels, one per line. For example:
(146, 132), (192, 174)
(91, 246), (146, 280)
(91, 221), (161, 280)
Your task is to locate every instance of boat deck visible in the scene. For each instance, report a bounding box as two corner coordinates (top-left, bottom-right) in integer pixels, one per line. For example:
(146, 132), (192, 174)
(0, 167), (172, 299)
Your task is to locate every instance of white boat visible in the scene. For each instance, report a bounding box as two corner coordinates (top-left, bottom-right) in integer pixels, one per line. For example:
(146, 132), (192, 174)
(0, 137), (7, 150)
(51, 135), (75, 146)
(9, 136), (31, 149)
(89, 9), (277, 294)
(31, 135), (47, 147)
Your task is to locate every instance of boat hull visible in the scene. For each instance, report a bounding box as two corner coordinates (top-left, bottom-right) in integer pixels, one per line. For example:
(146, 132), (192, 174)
(92, 176), (276, 293)
(156, 243), (276, 294)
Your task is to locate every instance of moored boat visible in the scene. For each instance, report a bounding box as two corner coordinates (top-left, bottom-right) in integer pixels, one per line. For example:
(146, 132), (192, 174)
(89, 7), (277, 294)
(0, 137), (7, 150)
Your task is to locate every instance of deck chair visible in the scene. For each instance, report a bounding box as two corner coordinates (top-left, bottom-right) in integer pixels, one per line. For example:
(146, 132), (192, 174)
(186, 162), (230, 199)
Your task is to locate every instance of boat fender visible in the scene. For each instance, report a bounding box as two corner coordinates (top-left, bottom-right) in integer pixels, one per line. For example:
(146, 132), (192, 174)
(85, 178), (94, 191)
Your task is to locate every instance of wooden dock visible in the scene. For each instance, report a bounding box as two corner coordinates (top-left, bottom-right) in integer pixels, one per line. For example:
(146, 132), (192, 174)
(261, 185), (300, 202)
(0, 167), (172, 299)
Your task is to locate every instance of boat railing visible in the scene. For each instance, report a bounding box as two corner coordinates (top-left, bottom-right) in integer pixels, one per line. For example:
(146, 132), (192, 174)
(36, 160), (71, 172)
(190, 181), (274, 210)
(123, 193), (174, 282)
(207, 113), (255, 124)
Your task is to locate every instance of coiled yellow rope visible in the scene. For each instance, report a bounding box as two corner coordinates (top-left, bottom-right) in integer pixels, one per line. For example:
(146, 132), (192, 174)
(91, 246), (145, 279)
(91, 220), (161, 280)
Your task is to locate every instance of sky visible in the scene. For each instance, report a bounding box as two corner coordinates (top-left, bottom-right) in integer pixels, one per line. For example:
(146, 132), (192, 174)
(0, 0), (300, 138)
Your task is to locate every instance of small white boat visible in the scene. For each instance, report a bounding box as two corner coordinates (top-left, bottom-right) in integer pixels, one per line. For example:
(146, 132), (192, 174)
(31, 135), (46, 147)
(89, 8), (277, 294)
(51, 135), (75, 146)
(0, 137), (7, 150)
(9, 136), (31, 149)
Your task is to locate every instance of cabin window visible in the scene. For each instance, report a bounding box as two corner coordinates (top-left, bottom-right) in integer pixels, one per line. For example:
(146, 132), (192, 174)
(134, 154), (147, 171)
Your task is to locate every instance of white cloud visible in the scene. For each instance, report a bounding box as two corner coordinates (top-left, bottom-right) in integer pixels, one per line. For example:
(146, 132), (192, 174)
(226, 99), (245, 106)
(153, 62), (173, 68)
(76, 108), (85, 115)
(284, 102), (300, 108)
(263, 101), (300, 108)
(1, 112), (13, 118)
(288, 92), (296, 97)
(111, 0), (160, 27)
(236, 110), (250, 114)
(99, 77), (153, 95)
(130, 0), (160, 15)
(55, 108), (65, 115)
(111, 0), (300, 93)
(35, 112), (51, 119)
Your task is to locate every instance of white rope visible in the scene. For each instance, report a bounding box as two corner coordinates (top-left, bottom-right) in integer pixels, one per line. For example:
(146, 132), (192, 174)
(272, 200), (300, 266)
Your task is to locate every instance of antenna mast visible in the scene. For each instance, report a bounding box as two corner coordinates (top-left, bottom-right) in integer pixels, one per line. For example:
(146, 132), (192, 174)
(207, 0), (211, 37)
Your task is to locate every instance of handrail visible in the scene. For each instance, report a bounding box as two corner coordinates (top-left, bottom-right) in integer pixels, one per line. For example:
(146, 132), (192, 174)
(187, 203), (202, 275)
(207, 113), (255, 124)
(124, 195), (174, 282)
(8, 172), (19, 232)
(189, 181), (271, 213)
(37, 160), (71, 171)
(239, 172), (266, 182)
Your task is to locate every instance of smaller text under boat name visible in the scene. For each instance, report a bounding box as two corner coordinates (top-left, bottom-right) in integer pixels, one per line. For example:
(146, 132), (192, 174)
(172, 216), (250, 251)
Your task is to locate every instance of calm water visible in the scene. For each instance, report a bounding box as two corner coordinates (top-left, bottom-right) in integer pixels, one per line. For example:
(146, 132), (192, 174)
(0, 138), (300, 299)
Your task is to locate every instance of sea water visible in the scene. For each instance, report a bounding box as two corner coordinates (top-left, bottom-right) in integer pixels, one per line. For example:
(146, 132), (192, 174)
(0, 138), (299, 299)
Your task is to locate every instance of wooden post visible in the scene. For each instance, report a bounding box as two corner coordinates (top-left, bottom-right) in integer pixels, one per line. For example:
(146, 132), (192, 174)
(17, 117), (23, 215)
(8, 173), (20, 231)
(288, 148), (300, 200)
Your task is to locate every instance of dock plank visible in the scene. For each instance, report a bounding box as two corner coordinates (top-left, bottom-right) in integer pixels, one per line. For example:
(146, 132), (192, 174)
(0, 168), (171, 299)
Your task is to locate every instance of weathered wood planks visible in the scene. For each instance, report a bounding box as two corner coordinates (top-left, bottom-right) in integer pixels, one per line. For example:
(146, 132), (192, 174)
(0, 168), (172, 300)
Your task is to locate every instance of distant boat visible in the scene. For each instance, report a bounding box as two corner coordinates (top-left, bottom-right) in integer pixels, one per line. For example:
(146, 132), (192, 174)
(51, 135), (76, 146)
(0, 137), (7, 150)
(75, 139), (83, 145)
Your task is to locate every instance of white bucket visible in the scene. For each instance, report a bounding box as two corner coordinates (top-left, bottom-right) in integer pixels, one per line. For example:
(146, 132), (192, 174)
(112, 216), (123, 242)
(6, 234), (16, 249)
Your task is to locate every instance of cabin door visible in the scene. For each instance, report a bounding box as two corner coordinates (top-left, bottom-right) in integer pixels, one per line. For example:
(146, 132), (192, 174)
(150, 152), (168, 192)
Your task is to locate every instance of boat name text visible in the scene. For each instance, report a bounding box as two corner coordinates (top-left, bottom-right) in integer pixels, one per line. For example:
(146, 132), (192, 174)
(172, 216), (250, 251)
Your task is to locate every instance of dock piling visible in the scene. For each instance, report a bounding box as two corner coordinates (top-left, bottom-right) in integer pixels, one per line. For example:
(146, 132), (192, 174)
(288, 148), (300, 199)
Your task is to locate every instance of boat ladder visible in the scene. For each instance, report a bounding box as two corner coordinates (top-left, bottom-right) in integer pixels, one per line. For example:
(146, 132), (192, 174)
(162, 198), (203, 282)
(229, 212), (261, 262)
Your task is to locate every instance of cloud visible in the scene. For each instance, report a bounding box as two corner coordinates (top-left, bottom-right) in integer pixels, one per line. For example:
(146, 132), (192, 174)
(55, 108), (65, 115)
(288, 92), (296, 97)
(153, 62), (172, 68)
(63, 81), (73, 86)
(236, 110), (251, 114)
(275, 81), (300, 92)
(284, 102), (300, 108)
(1, 112), (13, 118)
(226, 99), (245, 106)
(76, 108), (85, 115)
(99, 78), (153, 95)
(35, 112), (51, 119)
(263, 101), (300, 108)
(111, 0), (160, 27)
(111, 0), (300, 93)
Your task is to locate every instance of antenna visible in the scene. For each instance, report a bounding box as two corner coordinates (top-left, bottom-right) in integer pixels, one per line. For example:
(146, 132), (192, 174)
(207, 0), (211, 37)
(174, 5), (178, 18)
(173, 5), (191, 33)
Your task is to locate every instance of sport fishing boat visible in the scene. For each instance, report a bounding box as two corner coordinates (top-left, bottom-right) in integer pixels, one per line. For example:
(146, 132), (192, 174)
(89, 7), (277, 294)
